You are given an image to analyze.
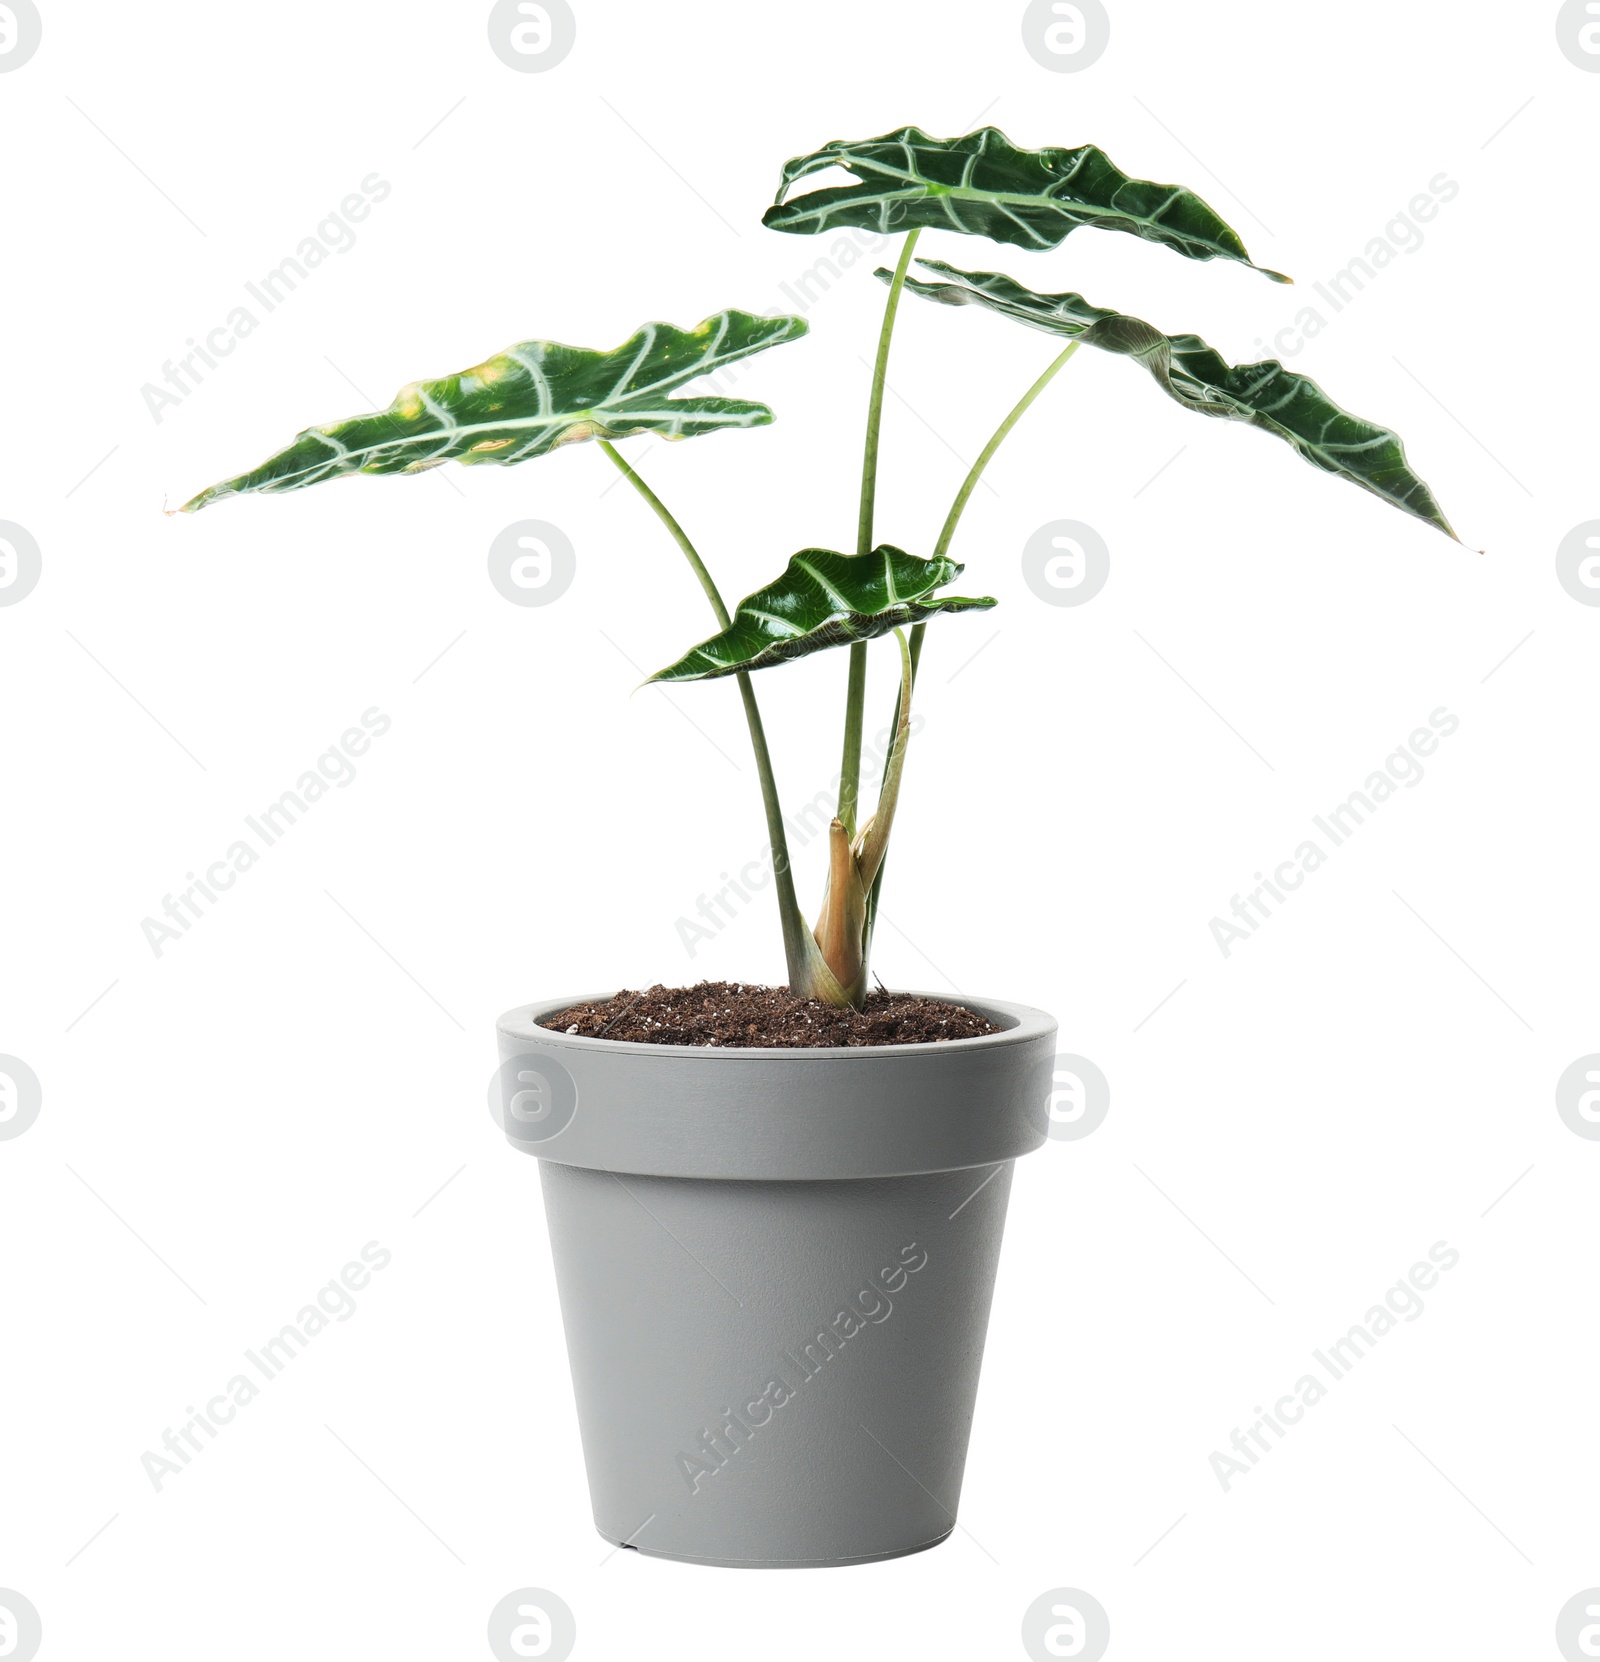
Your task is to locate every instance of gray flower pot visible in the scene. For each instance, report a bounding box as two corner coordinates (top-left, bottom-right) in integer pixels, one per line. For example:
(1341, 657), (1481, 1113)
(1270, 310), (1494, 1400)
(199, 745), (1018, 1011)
(494, 992), (1055, 1569)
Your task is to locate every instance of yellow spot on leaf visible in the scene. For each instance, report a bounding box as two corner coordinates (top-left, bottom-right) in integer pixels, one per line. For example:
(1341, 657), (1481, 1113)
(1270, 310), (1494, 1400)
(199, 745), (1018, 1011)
(552, 421), (599, 448)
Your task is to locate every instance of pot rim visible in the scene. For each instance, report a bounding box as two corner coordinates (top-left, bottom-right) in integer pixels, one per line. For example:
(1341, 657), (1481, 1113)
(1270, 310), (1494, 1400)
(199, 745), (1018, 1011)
(497, 989), (1055, 1063)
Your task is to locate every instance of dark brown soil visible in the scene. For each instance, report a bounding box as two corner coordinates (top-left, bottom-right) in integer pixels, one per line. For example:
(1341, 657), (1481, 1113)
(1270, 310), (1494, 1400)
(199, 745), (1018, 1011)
(538, 982), (1002, 1048)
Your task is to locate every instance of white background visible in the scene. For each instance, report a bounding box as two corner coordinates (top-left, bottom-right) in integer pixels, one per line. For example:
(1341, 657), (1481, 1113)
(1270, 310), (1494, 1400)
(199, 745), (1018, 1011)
(2, 1), (1597, 1657)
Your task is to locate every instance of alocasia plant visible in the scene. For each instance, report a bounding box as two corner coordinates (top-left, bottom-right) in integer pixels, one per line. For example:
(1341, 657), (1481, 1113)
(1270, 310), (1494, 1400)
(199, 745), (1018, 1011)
(182, 125), (1459, 1008)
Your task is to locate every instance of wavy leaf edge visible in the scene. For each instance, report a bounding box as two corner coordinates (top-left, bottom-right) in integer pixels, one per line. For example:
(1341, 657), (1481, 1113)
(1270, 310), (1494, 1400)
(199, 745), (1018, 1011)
(181, 309), (810, 513)
(649, 545), (997, 682)
(885, 258), (1457, 541)
(764, 124), (1289, 282)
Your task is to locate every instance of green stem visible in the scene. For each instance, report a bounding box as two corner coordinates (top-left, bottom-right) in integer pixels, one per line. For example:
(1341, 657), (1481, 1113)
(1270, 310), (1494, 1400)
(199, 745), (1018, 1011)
(732, 676), (814, 988)
(837, 644), (867, 838)
(861, 624), (922, 951)
(838, 226), (922, 840)
(864, 340), (1083, 937)
(904, 338), (1085, 719)
(600, 439), (731, 628)
(857, 228), (921, 558)
(599, 440), (812, 986)
(933, 338), (1082, 562)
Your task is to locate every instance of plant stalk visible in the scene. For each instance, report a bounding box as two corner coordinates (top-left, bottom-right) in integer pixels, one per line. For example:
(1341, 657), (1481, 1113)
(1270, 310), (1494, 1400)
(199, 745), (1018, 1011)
(599, 439), (813, 985)
(863, 340), (1083, 935)
(836, 644), (868, 839)
(933, 338), (1082, 562)
(857, 227), (922, 558)
(862, 625), (922, 947)
(905, 337), (1085, 706)
(600, 439), (732, 629)
(838, 225), (922, 839)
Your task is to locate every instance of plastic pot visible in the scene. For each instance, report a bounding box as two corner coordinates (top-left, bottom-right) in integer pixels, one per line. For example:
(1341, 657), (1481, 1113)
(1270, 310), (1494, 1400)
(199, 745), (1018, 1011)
(494, 992), (1055, 1568)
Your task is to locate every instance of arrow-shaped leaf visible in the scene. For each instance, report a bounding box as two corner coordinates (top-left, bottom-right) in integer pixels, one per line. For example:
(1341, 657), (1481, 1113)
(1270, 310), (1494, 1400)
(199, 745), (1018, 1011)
(764, 125), (1288, 282)
(181, 310), (808, 512)
(890, 258), (1457, 540)
(648, 546), (995, 683)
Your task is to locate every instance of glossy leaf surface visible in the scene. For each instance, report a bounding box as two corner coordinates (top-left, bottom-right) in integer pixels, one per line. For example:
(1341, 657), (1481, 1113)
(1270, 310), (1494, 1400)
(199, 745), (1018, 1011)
(649, 546), (994, 683)
(764, 125), (1287, 281)
(891, 259), (1456, 539)
(182, 311), (807, 511)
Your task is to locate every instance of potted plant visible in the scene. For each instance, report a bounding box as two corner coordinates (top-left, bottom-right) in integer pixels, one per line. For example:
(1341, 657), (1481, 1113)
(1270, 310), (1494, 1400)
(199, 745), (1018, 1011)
(180, 125), (1460, 1568)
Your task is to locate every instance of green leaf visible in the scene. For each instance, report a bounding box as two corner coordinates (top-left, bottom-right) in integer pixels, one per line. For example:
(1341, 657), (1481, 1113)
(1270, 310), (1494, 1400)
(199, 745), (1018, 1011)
(763, 125), (1288, 282)
(891, 259), (1458, 541)
(648, 546), (995, 683)
(180, 311), (808, 512)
